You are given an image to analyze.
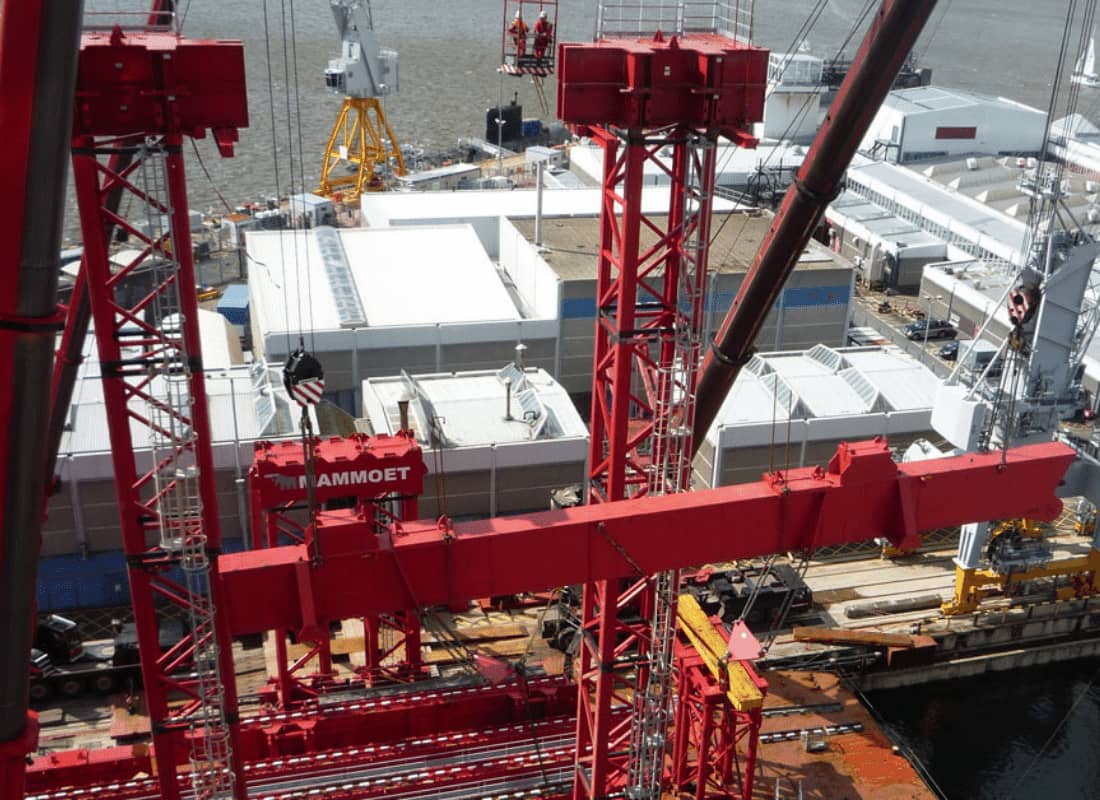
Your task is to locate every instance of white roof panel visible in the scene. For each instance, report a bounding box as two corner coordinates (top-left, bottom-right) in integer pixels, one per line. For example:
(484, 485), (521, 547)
(706, 346), (939, 444)
(247, 225), (522, 336)
(363, 367), (587, 446)
(361, 186), (740, 227)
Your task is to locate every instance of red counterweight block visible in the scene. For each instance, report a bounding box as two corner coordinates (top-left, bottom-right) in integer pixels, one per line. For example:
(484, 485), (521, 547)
(557, 34), (768, 141)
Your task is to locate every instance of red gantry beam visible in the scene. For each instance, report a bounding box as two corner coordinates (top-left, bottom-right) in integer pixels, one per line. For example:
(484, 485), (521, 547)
(218, 439), (1074, 635)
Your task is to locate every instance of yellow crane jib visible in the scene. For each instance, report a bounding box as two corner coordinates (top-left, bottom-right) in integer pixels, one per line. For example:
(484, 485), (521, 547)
(676, 593), (764, 712)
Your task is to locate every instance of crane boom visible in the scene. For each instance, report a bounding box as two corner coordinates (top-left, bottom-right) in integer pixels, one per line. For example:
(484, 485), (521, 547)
(0, 3), (83, 795)
(691, 0), (939, 450)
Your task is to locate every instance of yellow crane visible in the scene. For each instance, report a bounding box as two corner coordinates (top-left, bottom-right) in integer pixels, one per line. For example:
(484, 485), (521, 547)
(317, 0), (405, 202)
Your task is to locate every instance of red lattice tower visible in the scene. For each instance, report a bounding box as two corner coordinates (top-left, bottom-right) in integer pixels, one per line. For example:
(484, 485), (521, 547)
(557, 27), (768, 800)
(671, 625), (767, 800)
(71, 25), (248, 800)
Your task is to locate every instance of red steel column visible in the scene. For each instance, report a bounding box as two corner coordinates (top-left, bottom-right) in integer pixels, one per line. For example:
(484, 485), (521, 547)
(71, 144), (185, 800)
(165, 145), (247, 800)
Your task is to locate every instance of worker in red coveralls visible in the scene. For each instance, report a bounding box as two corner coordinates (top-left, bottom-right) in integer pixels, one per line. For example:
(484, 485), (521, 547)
(510, 10), (529, 60)
(533, 10), (554, 62)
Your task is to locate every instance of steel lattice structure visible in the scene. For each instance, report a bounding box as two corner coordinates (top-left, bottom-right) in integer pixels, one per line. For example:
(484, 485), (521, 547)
(0, 4), (1017, 800)
(69, 26), (249, 800)
(557, 26), (768, 799)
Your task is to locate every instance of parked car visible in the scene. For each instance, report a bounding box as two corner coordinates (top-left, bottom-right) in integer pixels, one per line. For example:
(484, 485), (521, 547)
(904, 318), (957, 341)
(937, 340), (960, 361)
(196, 283), (221, 302)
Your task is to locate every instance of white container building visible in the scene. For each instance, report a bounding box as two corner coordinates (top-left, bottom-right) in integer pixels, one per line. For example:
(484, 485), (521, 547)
(359, 363), (588, 518)
(246, 225), (561, 412)
(859, 87), (1047, 165)
(694, 345), (942, 488)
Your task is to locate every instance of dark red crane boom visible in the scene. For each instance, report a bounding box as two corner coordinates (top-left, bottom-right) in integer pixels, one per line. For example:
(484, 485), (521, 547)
(0, 1), (84, 794)
(692, 0), (939, 448)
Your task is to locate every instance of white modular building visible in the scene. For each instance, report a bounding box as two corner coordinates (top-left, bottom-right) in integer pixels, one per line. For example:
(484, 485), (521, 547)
(356, 187), (853, 397)
(359, 364), (588, 518)
(246, 225), (561, 412)
(694, 345), (942, 488)
(860, 87), (1047, 165)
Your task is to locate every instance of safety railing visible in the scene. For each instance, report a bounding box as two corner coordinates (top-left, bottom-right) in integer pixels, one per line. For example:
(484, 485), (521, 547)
(596, 0), (754, 42)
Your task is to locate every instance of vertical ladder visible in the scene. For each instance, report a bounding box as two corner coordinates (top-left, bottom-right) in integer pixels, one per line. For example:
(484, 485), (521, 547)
(140, 143), (236, 798)
(627, 136), (715, 799)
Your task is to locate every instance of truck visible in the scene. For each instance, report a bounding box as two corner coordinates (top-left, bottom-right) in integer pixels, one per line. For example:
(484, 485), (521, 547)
(29, 614), (183, 702)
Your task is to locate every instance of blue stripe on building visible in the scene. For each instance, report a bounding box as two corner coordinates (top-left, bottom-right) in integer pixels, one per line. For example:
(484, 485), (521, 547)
(562, 297), (598, 319)
(561, 285), (850, 320)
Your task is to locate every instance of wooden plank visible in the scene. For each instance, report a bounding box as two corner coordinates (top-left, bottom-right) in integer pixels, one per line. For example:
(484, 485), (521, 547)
(109, 695), (150, 740)
(426, 623), (530, 643)
(793, 626), (915, 648)
(422, 638), (532, 665)
(677, 594), (764, 711)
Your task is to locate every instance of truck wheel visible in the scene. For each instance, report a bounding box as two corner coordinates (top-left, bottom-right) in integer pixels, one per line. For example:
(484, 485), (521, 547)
(59, 677), (84, 697)
(29, 683), (51, 703)
(92, 674), (116, 693)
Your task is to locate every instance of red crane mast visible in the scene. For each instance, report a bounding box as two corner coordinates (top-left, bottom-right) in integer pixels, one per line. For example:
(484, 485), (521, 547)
(70, 21), (249, 800)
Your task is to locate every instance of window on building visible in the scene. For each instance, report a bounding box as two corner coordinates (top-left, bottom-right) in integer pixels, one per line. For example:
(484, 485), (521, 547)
(935, 126), (977, 140)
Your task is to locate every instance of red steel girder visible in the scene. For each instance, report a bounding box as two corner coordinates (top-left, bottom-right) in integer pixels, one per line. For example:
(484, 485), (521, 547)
(28, 676), (577, 796)
(217, 440), (1074, 635)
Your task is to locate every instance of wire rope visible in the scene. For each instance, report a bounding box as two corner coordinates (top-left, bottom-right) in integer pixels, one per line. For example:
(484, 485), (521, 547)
(279, 0), (306, 353)
(261, 0), (293, 356)
(287, 0), (317, 354)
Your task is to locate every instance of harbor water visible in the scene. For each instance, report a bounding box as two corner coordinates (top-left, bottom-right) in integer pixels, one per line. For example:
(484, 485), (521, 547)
(868, 660), (1100, 799)
(81, 1), (1100, 796)
(77, 0), (1085, 231)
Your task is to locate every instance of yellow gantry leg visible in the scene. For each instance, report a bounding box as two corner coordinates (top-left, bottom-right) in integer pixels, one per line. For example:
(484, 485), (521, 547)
(942, 550), (1100, 616)
(316, 97), (406, 203)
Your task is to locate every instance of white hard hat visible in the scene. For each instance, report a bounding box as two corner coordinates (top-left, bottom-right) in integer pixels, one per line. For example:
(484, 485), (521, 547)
(539, 9), (547, 17)
(514, 9), (522, 17)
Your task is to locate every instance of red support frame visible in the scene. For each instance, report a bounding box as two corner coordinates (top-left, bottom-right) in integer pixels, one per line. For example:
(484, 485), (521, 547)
(671, 639), (766, 800)
(28, 675), (580, 798)
(248, 435), (428, 705)
(72, 134), (247, 800)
